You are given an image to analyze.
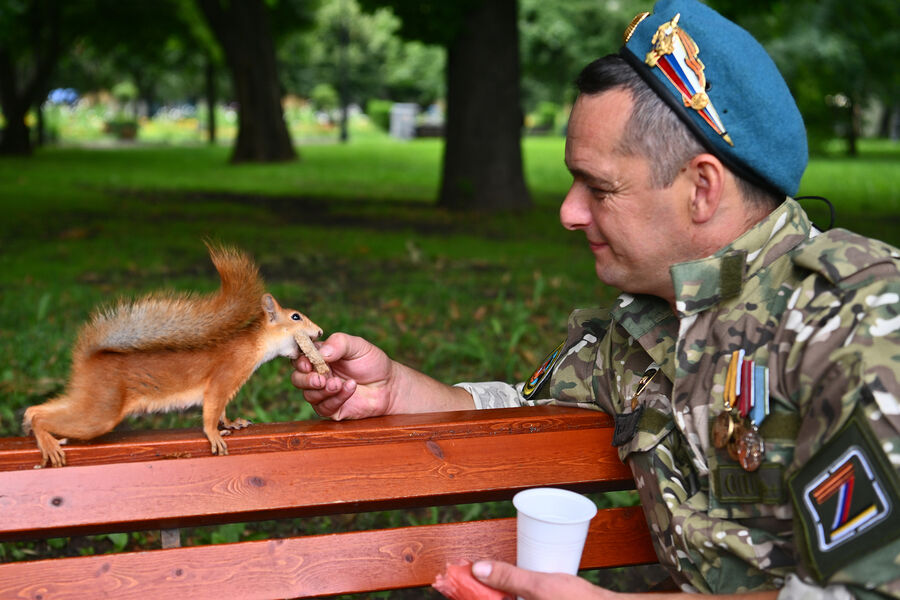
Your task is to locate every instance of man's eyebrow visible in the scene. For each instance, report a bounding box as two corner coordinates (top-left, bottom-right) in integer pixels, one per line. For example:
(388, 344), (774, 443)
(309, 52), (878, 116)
(565, 163), (613, 185)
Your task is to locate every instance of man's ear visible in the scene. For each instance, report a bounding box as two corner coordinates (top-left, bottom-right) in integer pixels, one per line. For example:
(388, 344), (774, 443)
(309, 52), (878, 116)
(687, 153), (726, 224)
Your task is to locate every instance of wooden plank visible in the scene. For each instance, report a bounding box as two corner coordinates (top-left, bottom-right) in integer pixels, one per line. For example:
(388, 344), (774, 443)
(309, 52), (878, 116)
(0, 508), (656, 599)
(0, 407), (613, 471)
(0, 427), (633, 541)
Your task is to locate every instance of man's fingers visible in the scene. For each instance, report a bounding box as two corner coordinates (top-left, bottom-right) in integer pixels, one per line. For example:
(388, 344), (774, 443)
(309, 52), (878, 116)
(293, 355), (313, 373)
(313, 380), (358, 419)
(472, 561), (606, 600)
(291, 370), (325, 391)
(319, 332), (376, 363)
(472, 561), (530, 597)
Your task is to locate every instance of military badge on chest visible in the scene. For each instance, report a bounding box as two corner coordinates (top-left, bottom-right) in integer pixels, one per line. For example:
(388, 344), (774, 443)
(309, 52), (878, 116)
(612, 365), (660, 447)
(712, 350), (770, 471)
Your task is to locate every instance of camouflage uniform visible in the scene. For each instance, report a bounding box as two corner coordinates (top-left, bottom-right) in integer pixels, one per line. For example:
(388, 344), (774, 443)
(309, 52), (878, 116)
(457, 199), (900, 599)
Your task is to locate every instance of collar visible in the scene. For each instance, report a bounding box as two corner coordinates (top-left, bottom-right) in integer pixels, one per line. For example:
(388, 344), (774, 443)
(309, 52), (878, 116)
(670, 198), (812, 317)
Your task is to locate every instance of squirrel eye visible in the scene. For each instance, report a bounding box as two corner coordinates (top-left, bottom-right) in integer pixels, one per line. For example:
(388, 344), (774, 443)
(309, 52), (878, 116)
(291, 313), (301, 321)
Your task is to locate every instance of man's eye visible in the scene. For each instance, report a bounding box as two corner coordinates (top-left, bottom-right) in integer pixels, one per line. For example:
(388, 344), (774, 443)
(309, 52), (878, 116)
(588, 186), (610, 199)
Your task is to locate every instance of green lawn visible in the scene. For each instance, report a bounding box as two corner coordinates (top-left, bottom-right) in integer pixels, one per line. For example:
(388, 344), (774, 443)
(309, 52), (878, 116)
(0, 137), (897, 571)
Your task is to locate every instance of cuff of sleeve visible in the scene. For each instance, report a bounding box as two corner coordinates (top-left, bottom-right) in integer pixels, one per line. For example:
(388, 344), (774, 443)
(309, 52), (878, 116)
(776, 574), (854, 600)
(454, 381), (525, 410)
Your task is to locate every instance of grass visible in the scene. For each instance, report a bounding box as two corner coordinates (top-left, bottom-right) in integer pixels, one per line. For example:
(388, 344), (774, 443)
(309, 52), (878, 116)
(0, 136), (897, 580)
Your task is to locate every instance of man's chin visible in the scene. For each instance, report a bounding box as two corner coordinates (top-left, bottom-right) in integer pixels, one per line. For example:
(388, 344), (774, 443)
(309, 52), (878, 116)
(595, 264), (645, 296)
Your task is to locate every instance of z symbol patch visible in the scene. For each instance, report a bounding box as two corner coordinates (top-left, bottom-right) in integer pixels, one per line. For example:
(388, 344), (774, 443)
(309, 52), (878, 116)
(802, 446), (890, 551)
(790, 407), (900, 581)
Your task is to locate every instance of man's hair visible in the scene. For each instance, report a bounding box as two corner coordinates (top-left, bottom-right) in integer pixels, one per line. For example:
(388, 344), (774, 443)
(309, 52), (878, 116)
(575, 55), (780, 210)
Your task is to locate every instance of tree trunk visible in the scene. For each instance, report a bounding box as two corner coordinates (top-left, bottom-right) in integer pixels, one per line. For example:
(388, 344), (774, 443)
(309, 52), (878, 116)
(439, 0), (530, 211)
(847, 97), (860, 157)
(205, 55), (217, 145)
(0, 74), (32, 155)
(196, 0), (295, 163)
(0, 1), (61, 156)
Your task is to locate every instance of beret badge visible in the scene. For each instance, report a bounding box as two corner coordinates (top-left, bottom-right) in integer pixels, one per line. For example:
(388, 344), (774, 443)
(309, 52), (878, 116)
(638, 13), (734, 147)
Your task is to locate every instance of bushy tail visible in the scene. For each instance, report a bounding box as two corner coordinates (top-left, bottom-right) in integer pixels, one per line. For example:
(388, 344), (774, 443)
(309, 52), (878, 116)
(76, 243), (266, 354)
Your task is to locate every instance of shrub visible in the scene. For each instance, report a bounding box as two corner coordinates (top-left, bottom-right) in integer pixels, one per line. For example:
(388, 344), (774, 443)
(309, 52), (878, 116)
(366, 98), (393, 132)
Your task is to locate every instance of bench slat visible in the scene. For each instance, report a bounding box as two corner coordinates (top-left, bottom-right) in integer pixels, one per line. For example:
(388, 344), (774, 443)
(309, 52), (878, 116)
(0, 508), (655, 599)
(0, 407), (612, 471)
(1, 423), (632, 541)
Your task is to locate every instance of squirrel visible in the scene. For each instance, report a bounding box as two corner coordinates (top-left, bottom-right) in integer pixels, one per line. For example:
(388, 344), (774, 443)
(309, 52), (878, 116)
(23, 243), (330, 468)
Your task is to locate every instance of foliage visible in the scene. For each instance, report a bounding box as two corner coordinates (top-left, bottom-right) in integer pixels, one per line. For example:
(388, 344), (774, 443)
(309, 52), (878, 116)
(366, 98), (393, 131)
(517, 0), (649, 110)
(310, 82), (339, 112)
(279, 0), (444, 109)
(711, 0), (900, 152)
(358, 0), (480, 47)
(530, 100), (561, 131)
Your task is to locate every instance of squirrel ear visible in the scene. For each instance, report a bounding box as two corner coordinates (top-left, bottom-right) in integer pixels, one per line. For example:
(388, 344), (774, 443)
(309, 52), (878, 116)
(261, 293), (279, 321)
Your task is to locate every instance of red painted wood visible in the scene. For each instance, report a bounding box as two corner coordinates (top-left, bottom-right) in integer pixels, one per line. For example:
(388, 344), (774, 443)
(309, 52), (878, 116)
(0, 426), (632, 541)
(0, 508), (655, 599)
(0, 407), (656, 598)
(0, 407), (613, 471)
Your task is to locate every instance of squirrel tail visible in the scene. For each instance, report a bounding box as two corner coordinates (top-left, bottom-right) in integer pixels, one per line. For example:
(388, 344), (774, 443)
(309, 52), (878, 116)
(77, 243), (266, 354)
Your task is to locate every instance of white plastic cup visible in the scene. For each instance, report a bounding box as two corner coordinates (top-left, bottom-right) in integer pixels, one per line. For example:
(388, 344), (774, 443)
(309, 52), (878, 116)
(513, 487), (597, 575)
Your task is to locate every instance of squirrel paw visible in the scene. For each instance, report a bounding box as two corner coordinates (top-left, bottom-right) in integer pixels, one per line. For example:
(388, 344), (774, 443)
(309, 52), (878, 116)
(206, 431), (230, 456)
(220, 417), (252, 430)
(34, 432), (67, 467)
(40, 446), (67, 468)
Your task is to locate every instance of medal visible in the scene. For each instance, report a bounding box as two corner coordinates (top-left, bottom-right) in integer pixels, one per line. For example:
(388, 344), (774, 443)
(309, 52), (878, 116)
(737, 426), (765, 471)
(714, 351), (741, 449)
(727, 420), (744, 462)
(713, 351), (770, 472)
(712, 410), (734, 448)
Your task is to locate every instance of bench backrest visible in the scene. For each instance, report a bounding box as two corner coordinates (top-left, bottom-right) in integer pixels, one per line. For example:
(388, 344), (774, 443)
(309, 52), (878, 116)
(0, 406), (657, 598)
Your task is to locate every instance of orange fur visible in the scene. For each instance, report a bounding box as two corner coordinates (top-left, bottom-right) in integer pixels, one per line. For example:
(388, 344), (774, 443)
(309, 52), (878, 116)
(23, 245), (324, 467)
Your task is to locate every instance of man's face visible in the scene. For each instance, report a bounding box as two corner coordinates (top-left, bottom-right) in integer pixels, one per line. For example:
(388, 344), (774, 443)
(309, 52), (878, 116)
(561, 89), (694, 302)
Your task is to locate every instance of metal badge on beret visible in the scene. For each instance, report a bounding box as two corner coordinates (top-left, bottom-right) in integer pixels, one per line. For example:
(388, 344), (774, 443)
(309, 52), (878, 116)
(643, 13), (733, 146)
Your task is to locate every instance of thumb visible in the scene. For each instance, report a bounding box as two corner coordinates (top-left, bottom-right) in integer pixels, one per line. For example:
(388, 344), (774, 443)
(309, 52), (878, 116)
(472, 560), (535, 598)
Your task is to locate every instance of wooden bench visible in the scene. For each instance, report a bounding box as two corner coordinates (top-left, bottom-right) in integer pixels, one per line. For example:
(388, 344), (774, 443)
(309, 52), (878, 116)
(0, 406), (658, 598)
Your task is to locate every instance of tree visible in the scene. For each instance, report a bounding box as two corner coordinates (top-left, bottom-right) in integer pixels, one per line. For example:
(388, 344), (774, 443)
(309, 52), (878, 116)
(306, 0), (404, 142)
(440, 0), (529, 211)
(279, 0), (445, 131)
(712, 0), (900, 155)
(518, 0), (648, 111)
(1, 0), (210, 154)
(0, 0), (63, 155)
(362, 0), (530, 211)
(195, 0), (296, 162)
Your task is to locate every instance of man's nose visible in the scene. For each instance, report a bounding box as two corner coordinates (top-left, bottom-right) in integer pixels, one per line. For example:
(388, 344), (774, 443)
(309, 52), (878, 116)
(559, 185), (591, 231)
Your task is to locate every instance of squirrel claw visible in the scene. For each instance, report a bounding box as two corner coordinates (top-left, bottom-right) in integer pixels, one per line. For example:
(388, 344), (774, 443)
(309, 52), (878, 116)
(220, 417), (252, 430)
(206, 431), (230, 456)
(36, 435), (67, 467)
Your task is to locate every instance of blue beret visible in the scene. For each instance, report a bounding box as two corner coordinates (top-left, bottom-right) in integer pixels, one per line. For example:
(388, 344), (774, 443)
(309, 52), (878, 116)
(621, 0), (808, 197)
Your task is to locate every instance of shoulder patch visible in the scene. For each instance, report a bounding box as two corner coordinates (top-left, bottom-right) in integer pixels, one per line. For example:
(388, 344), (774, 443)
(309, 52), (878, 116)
(789, 406), (900, 582)
(523, 341), (565, 400)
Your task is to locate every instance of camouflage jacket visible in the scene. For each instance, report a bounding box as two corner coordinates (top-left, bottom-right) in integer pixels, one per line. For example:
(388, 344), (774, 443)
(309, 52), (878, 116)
(458, 199), (900, 599)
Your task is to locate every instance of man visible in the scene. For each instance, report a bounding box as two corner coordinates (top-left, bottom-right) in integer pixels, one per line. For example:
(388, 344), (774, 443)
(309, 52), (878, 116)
(292, 0), (900, 598)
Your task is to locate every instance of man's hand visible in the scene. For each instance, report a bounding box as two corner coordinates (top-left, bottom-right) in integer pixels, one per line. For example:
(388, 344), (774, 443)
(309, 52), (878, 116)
(291, 333), (396, 420)
(471, 561), (619, 600)
(470, 560), (782, 600)
(291, 332), (475, 420)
